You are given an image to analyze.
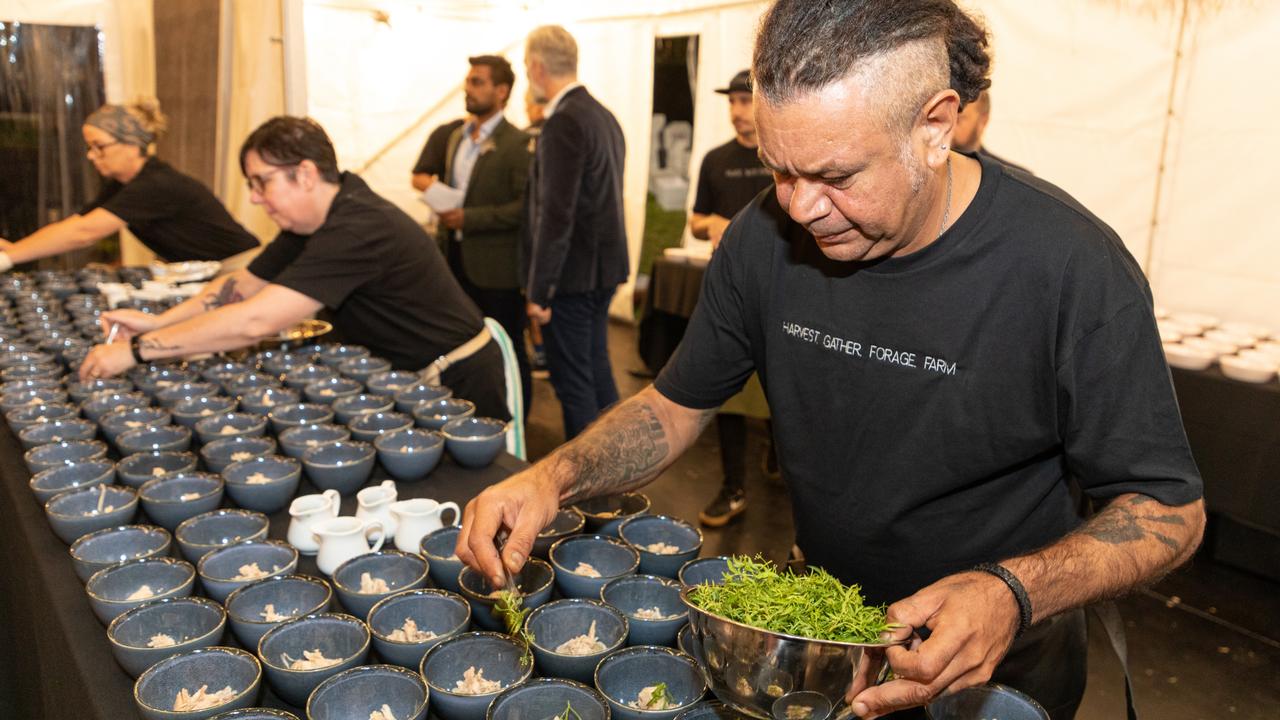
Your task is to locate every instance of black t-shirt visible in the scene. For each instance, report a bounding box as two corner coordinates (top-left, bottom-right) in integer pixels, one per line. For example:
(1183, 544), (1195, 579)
(82, 158), (259, 261)
(413, 119), (466, 177)
(656, 154), (1203, 605)
(248, 172), (484, 371)
(691, 138), (774, 219)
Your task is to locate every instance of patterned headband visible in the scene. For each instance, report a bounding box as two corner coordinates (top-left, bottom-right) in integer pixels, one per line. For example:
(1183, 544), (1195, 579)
(85, 105), (155, 148)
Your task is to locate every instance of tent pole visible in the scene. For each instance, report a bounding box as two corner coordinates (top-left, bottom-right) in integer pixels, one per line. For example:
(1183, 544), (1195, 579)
(1144, 0), (1191, 278)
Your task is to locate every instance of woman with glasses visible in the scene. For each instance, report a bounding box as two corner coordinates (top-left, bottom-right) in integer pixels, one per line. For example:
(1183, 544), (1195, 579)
(0, 98), (259, 272)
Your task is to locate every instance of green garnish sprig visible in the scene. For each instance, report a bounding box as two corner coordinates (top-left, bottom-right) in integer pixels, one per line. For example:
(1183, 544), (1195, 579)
(493, 589), (534, 668)
(554, 701), (582, 720)
(645, 682), (670, 709)
(688, 555), (895, 644)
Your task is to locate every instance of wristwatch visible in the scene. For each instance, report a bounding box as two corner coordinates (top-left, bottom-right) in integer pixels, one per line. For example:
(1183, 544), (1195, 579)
(129, 335), (146, 365)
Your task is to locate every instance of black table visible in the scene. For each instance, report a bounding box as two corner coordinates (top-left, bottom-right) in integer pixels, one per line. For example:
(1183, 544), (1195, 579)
(636, 256), (707, 374)
(0, 423), (524, 720)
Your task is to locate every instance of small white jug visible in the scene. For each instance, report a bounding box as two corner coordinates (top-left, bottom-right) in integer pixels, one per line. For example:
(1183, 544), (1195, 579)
(312, 516), (384, 575)
(389, 497), (461, 553)
(355, 479), (398, 540)
(286, 489), (341, 554)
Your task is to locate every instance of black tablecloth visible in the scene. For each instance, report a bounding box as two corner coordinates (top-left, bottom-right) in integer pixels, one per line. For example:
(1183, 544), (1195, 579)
(0, 423), (524, 720)
(637, 256), (707, 374)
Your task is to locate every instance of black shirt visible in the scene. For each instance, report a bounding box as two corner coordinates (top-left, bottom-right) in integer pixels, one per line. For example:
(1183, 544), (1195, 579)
(82, 158), (258, 262)
(691, 138), (774, 219)
(248, 172), (484, 371)
(413, 119), (466, 177)
(655, 154), (1202, 605)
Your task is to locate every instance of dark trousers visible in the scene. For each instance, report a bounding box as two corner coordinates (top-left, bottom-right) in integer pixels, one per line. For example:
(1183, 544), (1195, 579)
(717, 414), (775, 494)
(542, 287), (619, 439)
(447, 241), (531, 419)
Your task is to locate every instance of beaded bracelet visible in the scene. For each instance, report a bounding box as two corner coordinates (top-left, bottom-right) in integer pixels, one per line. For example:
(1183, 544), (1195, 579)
(973, 562), (1033, 639)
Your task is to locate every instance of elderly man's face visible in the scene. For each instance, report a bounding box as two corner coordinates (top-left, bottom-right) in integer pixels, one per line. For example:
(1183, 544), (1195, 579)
(756, 77), (929, 263)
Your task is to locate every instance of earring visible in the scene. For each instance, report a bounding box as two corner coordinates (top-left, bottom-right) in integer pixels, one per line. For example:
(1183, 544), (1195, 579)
(941, 144), (949, 151)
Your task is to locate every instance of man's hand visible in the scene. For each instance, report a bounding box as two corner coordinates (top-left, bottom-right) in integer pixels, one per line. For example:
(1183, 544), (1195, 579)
(439, 208), (465, 230)
(456, 468), (562, 588)
(849, 571), (1019, 719)
(99, 309), (162, 341)
(527, 302), (552, 326)
(79, 341), (137, 382)
(412, 173), (437, 192)
(0, 238), (13, 250)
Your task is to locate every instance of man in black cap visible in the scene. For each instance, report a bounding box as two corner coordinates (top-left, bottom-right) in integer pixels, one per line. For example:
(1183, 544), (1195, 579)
(690, 69), (779, 528)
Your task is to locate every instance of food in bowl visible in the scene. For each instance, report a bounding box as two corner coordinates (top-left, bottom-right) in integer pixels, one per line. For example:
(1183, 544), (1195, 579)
(454, 666), (503, 694)
(555, 621), (606, 655)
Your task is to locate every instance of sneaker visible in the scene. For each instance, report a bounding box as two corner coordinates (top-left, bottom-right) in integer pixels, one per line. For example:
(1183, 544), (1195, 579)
(699, 488), (747, 528)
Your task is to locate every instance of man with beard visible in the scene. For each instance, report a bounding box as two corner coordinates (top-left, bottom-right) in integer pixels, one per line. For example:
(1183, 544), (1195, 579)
(434, 55), (533, 417)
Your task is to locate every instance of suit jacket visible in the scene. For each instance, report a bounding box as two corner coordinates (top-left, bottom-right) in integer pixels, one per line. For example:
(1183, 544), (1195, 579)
(437, 118), (532, 290)
(523, 86), (628, 306)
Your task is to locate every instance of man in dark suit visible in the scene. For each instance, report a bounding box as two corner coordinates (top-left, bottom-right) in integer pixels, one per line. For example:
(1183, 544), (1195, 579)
(522, 25), (629, 440)
(433, 55), (533, 417)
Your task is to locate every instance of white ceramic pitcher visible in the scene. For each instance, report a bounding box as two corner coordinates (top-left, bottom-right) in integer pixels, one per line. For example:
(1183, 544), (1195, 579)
(389, 497), (461, 553)
(355, 479), (398, 540)
(286, 489), (341, 554)
(312, 516), (384, 575)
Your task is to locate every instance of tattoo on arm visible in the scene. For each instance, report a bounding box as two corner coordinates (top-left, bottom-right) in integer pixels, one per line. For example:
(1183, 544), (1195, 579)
(555, 398), (679, 503)
(138, 335), (184, 357)
(202, 278), (243, 311)
(1075, 494), (1186, 552)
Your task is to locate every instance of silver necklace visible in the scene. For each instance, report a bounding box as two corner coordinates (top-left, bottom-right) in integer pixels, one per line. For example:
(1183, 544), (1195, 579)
(938, 155), (953, 239)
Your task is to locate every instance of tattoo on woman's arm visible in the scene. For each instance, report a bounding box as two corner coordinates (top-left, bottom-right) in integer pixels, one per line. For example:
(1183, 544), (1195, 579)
(138, 336), (183, 355)
(202, 278), (243, 311)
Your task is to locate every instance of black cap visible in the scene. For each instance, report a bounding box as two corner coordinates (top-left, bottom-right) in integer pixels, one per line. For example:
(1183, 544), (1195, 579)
(715, 69), (752, 95)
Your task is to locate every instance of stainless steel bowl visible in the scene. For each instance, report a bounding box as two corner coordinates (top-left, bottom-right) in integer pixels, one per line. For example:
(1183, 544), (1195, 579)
(680, 587), (904, 719)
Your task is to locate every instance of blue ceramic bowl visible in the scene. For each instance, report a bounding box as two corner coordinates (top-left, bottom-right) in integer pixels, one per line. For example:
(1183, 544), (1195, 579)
(306, 664), (429, 720)
(282, 363), (337, 391)
(457, 557), (556, 632)
(194, 412), (268, 445)
(156, 381), (221, 407)
(66, 376), (133, 403)
(209, 709), (299, 720)
(365, 370), (421, 397)
(412, 398), (476, 431)
(302, 440), (376, 495)
(420, 632), (534, 720)
(257, 612), (370, 707)
(618, 516), (703, 579)
(549, 535), (640, 599)
(347, 410), (413, 445)
(925, 683), (1049, 720)
(1, 386), (68, 413)
(338, 356), (392, 384)
(30, 458), (114, 504)
(267, 402), (334, 435)
(172, 395), (239, 429)
(331, 392), (394, 426)
(118, 451), (199, 489)
(255, 348), (311, 375)
(133, 646), (262, 720)
(222, 455), (302, 514)
(574, 493), (652, 537)
(1, 377), (60, 397)
(532, 507), (586, 560)
(302, 377), (364, 406)
(80, 389), (150, 422)
(601, 575), (687, 647)
(487, 678), (611, 720)
(373, 428), (444, 482)
(0, 348), (55, 367)
(331, 550), (430, 620)
(45, 483), (139, 544)
(135, 367), (198, 398)
(368, 588), (471, 669)
(420, 525), (464, 593)
(176, 509), (271, 563)
(227, 371), (282, 398)
(200, 360), (252, 391)
(25, 438), (109, 474)
(198, 540), (299, 604)
(101, 406), (174, 446)
(70, 524), (171, 583)
(108, 596), (227, 678)
(677, 557), (733, 590)
(6, 401), (77, 432)
(676, 624), (695, 659)
(595, 646), (707, 720)
(85, 556), (196, 625)
(768, 692), (833, 720)
(224, 574), (333, 650)
(393, 383), (451, 413)
(317, 344), (370, 368)
(278, 423), (350, 460)
(673, 701), (751, 719)
(19, 416), (98, 450)
(2, 362), (63, 381)
(117, 424), (194, 456)
(237, 385), (300, 417)
(200, 435), (278, 474)
(526, 599), (628, 684)
(441, 417), (507, 469)
(138, 472), (225, 531)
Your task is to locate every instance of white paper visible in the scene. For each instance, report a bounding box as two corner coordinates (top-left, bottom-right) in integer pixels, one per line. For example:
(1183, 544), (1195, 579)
(421, 182), (465, 213)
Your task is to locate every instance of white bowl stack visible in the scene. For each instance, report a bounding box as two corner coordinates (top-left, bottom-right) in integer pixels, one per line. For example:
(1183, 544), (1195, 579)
(1159, 311), (1279, 383)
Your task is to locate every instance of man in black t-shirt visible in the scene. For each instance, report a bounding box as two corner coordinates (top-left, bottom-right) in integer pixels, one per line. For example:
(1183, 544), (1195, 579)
(455, 3), (1204, 719)
(81, 116), (508, 420)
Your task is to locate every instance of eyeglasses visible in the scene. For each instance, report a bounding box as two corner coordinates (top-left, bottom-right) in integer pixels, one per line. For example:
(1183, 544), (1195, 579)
(245, 166), (294, 194)
(85, 140), (119, 157)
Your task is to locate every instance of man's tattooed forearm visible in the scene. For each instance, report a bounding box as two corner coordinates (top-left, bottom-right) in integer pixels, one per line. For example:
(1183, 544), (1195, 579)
(1076, 496), (1184, 551)
(557, 400), (670, 502)
(202, 278), (243, 311)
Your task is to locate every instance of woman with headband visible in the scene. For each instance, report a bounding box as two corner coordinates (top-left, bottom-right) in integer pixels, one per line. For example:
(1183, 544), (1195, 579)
(0, 98), (259, 271)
